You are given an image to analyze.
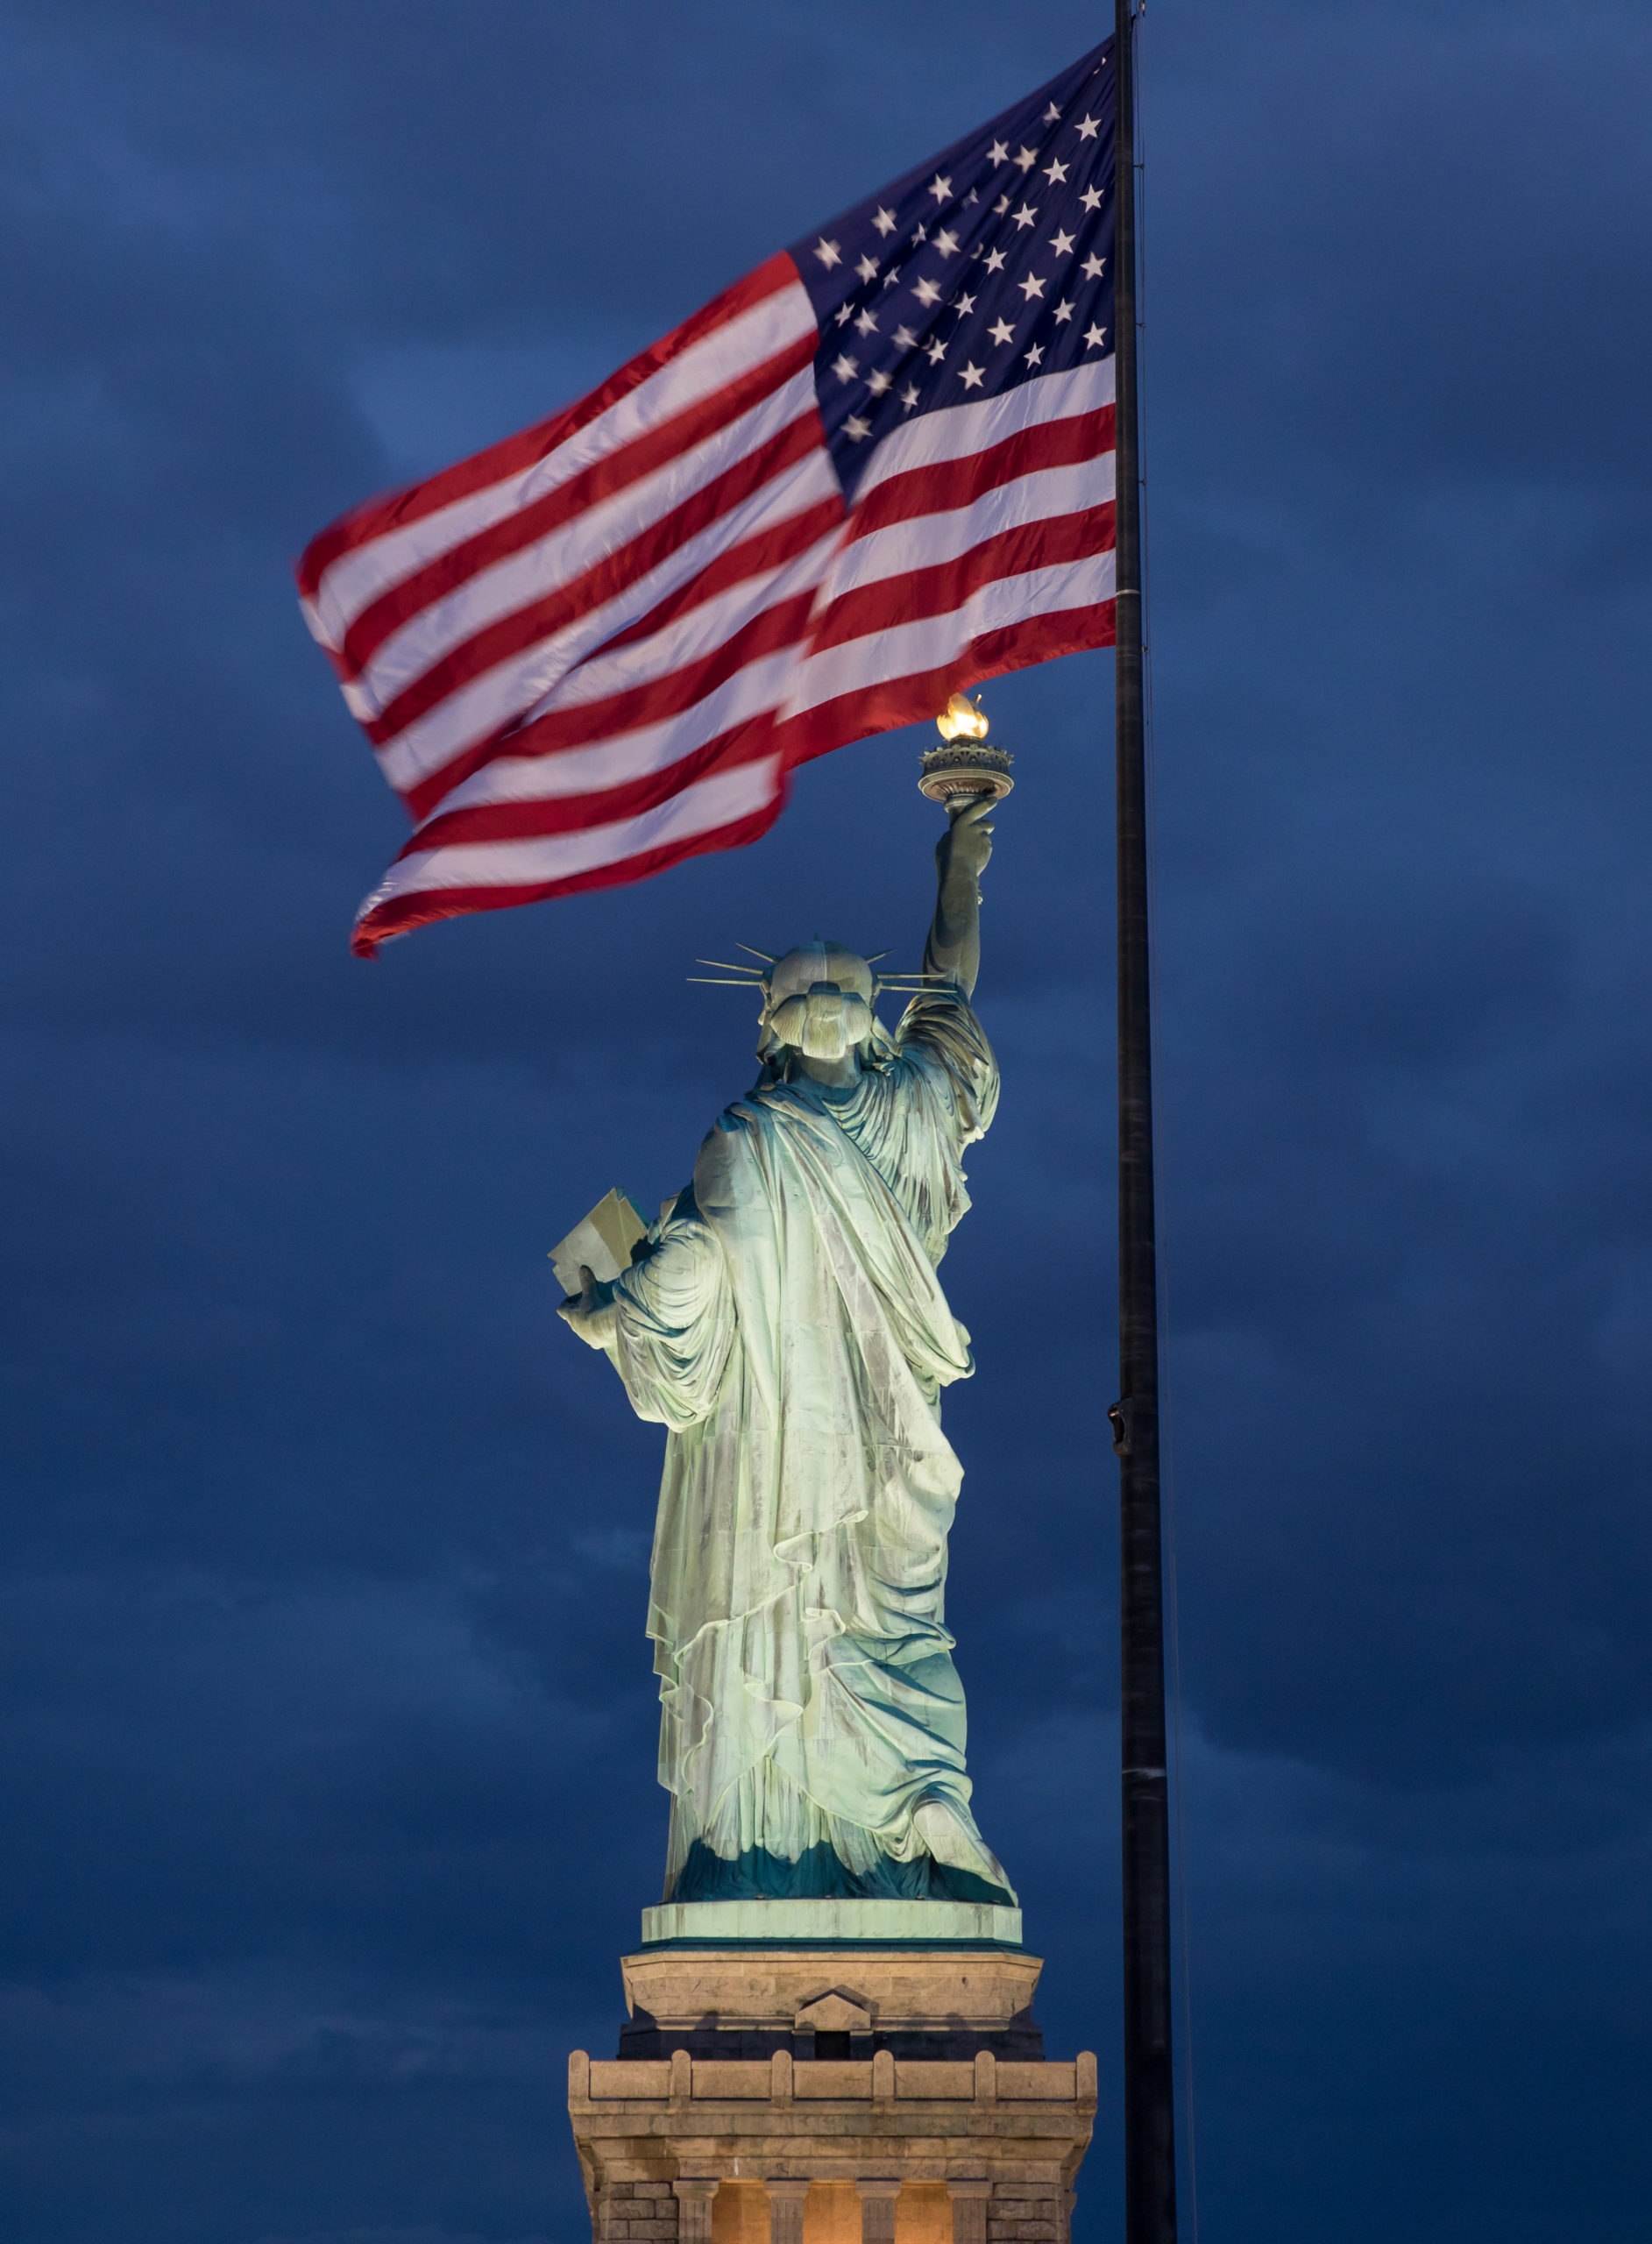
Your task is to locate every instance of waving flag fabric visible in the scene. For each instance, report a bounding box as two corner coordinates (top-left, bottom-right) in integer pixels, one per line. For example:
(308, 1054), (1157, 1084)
(299, 40), (1117, 955)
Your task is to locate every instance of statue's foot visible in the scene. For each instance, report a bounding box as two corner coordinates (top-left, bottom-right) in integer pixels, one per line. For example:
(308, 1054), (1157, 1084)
(913, 1796), (1018, 1906)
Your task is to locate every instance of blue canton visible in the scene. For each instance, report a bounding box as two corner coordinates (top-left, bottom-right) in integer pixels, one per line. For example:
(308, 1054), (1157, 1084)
(789, 39), (1117, 502)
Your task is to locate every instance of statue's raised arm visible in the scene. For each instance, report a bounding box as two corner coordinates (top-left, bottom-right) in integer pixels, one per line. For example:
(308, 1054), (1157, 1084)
(923, 794), (995, 998)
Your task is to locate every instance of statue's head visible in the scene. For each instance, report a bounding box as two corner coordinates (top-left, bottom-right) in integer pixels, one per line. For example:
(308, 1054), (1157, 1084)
(760, 941), (876, 1063)
(688, 941), (939, 1074)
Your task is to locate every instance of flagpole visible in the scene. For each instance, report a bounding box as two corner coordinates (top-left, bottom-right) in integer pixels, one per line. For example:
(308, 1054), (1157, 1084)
(1109, 4), (1179, 2242)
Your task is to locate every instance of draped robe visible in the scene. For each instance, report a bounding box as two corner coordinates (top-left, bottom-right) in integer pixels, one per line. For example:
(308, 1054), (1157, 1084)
(603, 990), (1014, 1905)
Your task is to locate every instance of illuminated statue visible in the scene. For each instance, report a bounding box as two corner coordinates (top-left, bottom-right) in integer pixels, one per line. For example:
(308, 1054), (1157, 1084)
(560, 780), (1013, 1907)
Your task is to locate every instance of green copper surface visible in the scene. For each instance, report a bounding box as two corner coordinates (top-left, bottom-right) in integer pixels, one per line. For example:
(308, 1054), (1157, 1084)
(561, 803), (1013, 1909)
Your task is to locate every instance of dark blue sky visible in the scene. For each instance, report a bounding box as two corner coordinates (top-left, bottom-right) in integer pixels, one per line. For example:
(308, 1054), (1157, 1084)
(4, 4), (1650, 2241)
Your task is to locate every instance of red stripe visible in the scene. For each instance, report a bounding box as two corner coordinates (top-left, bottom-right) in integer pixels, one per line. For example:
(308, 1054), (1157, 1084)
(337, 331), (819, 691)
(298, 252), (802, 602)
(776, 600), (1117, 770)
(397, 713), (780, 852)
(805, 503), (1116, 657)
(401, 584), (816, 822)
(364, 414), (831, 750)
(351, 791), (789, 958)
(598, 494), (844, 657)
(847, 403), (1115, 541)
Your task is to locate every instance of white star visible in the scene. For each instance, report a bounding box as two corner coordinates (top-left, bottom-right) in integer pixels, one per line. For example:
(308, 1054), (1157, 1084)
(814, 238), (841, 269)
(1081, 184), (1104, 211)
(843, 414), (872, 441)
(1043, 100), (1062, 123)
(959, 360), (985, 389)
(928, 172), (953, 203)
(952, 290), (977, 315)
(1013, 202), (1038, 229)
(912, 223), (928, 244)
(925, 337), (947, 364)
(855, 254), (879, 283)
(867, 368), (892, 394)
(854, 308), (879, 336)
(900, 381), (920, 410)
(831, 352), (858, 382)
(835, 302), (854, 324)
(893, 323), (918, 349)
(883, 268), (900, 288)
(1075, 114), (1100, 141)
(1024, 343), (1044, 367)
(1043, 158), (1070, 185)
(988, 317), (1015, 346)
(934, 228), (960, 258)
(1014, 145), (1038, 172)
(1017, 272), (1047, 301)
(873, 205), (897, 237)
(1053, 298), (1074, 323)
(912, 276), (942, 306)
(1084, 322), (1108, 349)
(964, 189), (979, 205)
(989, 138), (1010, 164)
(983, 246), (1007, 273)
(1082, 252), (1108, 280)
(1050, 228), (1075, 255)
(994, 194), (1011, 216)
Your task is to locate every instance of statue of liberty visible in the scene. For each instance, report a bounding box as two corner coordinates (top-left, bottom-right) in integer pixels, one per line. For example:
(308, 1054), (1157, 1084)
(558, 797), (1013, 1908)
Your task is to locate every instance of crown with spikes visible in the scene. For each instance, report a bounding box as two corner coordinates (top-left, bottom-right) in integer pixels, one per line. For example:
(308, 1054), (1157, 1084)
(687, 940), (949, 998)
(688, 940), (952, 1069)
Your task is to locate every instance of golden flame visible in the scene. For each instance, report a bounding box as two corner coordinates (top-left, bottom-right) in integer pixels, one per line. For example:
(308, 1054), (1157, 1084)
(936, 691), (989, 742)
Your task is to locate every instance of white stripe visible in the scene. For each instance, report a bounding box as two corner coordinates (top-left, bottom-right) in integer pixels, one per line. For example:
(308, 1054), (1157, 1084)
(819, 453), (1114, 602)
(783, 550), (1117, 717)
(367, 756), (783, 905)
(374, 471), (836, 800)
(431, 652), (796, 811)
(311, 279), (817, 648)
(519, 526), (840, 721)
(850, 357), (1116, 507)
(349, 370), (819, 724)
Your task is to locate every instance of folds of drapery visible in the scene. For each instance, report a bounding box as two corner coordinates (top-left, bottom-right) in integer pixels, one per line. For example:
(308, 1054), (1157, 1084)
(606, 988), (1013, 1901)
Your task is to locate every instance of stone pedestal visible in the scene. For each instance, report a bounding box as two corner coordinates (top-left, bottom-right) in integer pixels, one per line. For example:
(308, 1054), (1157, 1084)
(569, 1914), (1095, 2244)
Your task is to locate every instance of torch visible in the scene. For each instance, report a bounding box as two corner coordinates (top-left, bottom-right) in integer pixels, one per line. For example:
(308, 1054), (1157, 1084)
(917, 692), (1015, 815)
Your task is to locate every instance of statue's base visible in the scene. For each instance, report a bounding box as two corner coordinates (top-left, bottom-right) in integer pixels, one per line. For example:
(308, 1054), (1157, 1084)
(641, 1899), (1023, 1950)
(568, 1924), (1096, 2244)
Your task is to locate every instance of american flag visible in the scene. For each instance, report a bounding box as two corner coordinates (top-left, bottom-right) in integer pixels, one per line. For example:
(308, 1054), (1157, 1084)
(299, 40), (1117, 955)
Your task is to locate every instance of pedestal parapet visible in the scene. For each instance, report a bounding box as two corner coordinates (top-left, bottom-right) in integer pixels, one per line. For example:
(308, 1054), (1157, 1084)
(620, 1940), (1042, 2062)
(570, 1928), (1095, 2244)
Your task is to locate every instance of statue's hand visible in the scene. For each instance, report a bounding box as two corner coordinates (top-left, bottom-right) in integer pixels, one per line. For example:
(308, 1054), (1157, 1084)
(935, 795), (995, 890)
(557, 1263), (619, 1350)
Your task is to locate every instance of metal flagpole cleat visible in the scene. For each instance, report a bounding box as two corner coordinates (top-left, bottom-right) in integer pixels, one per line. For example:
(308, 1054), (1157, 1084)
(918, 691), (1015, 813)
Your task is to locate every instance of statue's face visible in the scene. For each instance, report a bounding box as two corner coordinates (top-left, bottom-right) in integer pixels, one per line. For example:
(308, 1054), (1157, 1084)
(762, 942), (876, 1063)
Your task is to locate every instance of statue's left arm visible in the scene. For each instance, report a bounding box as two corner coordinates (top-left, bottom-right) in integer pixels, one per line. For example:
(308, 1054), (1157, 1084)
(557, 1197), (735, 1430)
(557, 1265), (620, 1352)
